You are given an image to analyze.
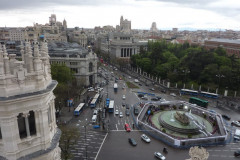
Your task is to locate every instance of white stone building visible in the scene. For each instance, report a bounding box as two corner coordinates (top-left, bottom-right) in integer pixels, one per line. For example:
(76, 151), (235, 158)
(48, 43), (98, 86)
(0, 40), (61, 160)
(109, 32), (148, 59)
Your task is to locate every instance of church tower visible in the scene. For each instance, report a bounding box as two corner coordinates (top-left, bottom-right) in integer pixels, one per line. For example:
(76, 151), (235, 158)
(0, 39), (61, 160)
(63, 19), (67, 30)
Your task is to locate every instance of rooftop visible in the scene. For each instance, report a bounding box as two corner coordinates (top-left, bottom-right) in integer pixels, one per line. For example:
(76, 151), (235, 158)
(206, 38), (240, 44)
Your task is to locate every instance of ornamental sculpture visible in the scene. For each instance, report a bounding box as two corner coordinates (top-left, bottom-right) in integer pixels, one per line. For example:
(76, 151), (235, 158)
(186, 146), (209, 160)
(174, 111), (190, 125)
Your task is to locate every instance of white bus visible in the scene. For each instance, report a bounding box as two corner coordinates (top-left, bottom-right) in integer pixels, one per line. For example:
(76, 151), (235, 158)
(74, 103), (85, 116)
(108, 100), (114, 113)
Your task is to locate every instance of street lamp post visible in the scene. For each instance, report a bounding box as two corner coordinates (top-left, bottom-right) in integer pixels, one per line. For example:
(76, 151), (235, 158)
(84, 118), (88, 160)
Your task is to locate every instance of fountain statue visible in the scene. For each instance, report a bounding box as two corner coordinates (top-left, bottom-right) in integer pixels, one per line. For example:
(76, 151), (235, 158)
(174, 111), (190, 125)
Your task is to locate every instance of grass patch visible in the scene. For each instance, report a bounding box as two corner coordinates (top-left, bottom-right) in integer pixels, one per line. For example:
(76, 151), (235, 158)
(126, 81), (139, 88)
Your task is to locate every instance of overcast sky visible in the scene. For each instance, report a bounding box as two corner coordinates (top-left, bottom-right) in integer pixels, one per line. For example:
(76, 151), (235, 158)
(0, 0), (239, 30)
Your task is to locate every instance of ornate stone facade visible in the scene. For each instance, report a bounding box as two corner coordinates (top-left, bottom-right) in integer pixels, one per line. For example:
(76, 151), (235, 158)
(0, 39), (61, 160)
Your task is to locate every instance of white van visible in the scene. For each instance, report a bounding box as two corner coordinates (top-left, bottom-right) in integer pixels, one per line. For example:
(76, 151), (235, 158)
(92, 115), (97, 123)
(234, 129), (240, 141)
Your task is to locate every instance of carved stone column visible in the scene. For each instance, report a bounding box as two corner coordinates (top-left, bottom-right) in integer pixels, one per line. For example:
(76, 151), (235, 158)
(23, 113), (31, 138)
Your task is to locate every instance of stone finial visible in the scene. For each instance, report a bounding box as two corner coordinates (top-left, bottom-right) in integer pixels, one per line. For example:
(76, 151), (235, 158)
(20, 41), (25, 62)
(0, 44), (3, 62)
(33, 41), (40, 58)
(3, 45), (10, 75)
(24, 30), (28, 42)
(186, 146), (209, 160)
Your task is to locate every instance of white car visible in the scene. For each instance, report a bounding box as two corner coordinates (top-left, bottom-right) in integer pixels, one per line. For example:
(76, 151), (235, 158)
(128, 76), (131, 79)
(122, 95), (126, 100)
(154, 152), (166, 160)
(119, 112), (123, 118)
(134, 79), (139, 83)
(170, 93), (176, 97)
(141, 134), (151, 143)
(115, 110), (119, 115)
(231, 121), (240, 127)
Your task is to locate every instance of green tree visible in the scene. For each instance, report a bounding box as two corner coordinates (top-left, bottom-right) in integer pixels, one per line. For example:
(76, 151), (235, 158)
(59, 125), (80, 160)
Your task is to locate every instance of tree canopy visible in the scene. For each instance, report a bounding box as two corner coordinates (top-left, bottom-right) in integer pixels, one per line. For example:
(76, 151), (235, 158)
(131, 40), (240, 90)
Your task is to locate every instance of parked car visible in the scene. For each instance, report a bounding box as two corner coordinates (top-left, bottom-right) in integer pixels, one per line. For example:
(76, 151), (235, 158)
(234, 150), (240, 157)
(119, 112), (123, 118)
(125, 123), (131, 132)
(134, 79), (139, 83)
(222, 114), (231, 120)
(138, 83), (142, 86)
(154, 152), (166, 160)
(125, 109), (130, 116)
(161, 89), (166, 93)
(141, 96), (148, 100)
(156, 96), (162, 100)
(115, 109), (119, 115)
(128, 76), (131, 79)
(122, 95), (126, 100)
(150, 88), (155, 91)
(141, 134), (151, 143)
(170, 93), (176, 97)
(138, 94), (144, 98)
(231, 121), (240, 127)
(151, 97), (159, 101)
(128, 138), (137, 146)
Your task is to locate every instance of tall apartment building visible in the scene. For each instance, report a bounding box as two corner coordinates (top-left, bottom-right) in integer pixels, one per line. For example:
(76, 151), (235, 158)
(9, 28), (24, 41)
(0, 40), (61, 160)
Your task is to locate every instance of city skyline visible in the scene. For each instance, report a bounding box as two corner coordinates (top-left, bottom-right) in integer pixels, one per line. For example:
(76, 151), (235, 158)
(0, 0), (240, 30)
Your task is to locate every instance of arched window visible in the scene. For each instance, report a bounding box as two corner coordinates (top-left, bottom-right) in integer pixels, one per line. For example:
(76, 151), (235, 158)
(89, 62), (93, 72)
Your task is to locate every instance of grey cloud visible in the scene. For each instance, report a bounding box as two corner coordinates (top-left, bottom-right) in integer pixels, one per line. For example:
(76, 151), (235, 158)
(0, 0), (121, 10)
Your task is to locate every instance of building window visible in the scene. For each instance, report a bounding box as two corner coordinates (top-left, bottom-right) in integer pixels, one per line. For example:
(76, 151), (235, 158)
(0, 127), (2, 139)
(89, 62), (93, 72)
(121, 48), (123, 57)
(29, 111), (36, 136)
(70, 62), (78, 65)
(71, 68), (78, 73)
(17, 113), (27, 139)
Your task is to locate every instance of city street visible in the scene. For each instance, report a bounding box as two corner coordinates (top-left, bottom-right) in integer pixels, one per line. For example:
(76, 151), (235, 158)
(66, 65), (240, 160)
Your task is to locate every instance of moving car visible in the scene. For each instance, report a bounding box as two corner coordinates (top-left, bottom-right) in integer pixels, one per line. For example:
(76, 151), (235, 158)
(141, 134), (151, 143)
(126, 104), (130, 109)
(154, 152), (166, 160)
(125, 123), (131, 132)
(119, 112), (123, 118)
(125, 109), (130, 116)
(122, 102), (126, 106)
(128, 138), (137, 146)
(122, 95), (126, 100)
(134, 107), (139, 115)
(115, 109), (119, 115)
(222, 114), (231, 120)
(231, 121), (240, 127)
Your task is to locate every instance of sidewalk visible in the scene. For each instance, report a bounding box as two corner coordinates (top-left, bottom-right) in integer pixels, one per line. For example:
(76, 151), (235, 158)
(57, 89), (88, 124)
